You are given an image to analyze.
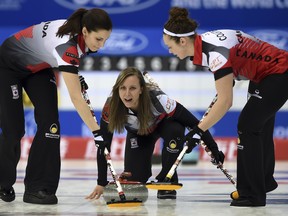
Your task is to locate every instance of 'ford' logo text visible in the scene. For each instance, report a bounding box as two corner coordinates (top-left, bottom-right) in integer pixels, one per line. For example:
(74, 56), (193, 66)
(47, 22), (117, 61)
(54, 0), (161, 14)
(99, 29), (148, 54)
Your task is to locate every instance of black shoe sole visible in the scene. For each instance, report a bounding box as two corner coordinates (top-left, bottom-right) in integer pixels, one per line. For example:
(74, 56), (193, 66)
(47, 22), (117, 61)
(23, 193), (58, 205)
(0, 194), (15, 202)
(157, 196), (176, 199)
(266, 183), (278, 193)
(157, 194), (176, 199)
(230, 199), (265, 207)
(0, 188), (15, 202)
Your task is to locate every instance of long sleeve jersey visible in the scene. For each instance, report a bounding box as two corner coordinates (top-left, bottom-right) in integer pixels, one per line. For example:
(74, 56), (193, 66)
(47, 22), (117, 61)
(0, 20), (90, 75)
(192, 29), (288, 82)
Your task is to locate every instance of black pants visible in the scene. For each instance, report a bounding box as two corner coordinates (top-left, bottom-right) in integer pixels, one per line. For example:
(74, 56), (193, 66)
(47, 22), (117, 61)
(124, 118), (185, 183)
(0, 67), (60, 194)
(237, 72), (288, 204)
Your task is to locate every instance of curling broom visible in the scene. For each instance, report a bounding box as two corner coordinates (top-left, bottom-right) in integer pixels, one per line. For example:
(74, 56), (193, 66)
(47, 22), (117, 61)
(143, 71), (238, 196)
(143, 71), (185, 190)
(79, 75), (142, 207)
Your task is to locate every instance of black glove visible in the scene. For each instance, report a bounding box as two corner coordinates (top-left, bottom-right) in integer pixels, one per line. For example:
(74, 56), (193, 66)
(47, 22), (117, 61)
(184, 126), (204, 153)
(79, 75), (88, 91)
(92, 129), (105, 148)
(210, 150), (225, 166)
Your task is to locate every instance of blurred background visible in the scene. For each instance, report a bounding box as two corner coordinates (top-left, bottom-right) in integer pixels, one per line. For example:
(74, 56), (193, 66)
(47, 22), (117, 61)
(1, 0), (287, 163)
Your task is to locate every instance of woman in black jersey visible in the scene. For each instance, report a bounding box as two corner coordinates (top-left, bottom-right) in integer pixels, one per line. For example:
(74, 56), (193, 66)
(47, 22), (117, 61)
(162, 7), (288, 207)
(85, 67), (224, 200)
(0, 8), (112, 204)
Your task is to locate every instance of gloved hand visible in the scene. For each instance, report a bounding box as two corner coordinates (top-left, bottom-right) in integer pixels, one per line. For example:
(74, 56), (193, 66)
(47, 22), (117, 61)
(209, 148), (225, 165)
(184, 126), (204, 153)
(92, 129), (105, 148)
(79, 75), (88, 91)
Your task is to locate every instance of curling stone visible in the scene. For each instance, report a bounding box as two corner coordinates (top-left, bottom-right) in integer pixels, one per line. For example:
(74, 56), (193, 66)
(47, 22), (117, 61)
(103, 181), (148, 203)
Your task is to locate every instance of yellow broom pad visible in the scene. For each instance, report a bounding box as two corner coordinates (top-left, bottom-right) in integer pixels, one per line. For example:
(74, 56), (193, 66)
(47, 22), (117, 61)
(146, 182), (183, 190)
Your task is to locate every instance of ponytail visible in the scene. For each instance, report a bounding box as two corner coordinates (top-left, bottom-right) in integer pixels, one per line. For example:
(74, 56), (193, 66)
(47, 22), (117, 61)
(56, 8), (112, 38)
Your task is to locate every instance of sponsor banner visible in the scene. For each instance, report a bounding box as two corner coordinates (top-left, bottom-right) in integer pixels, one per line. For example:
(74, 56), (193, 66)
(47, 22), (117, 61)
(23, 109), (288, 138)
(20, 137), (288, 161)
(0, 0), (287, 28)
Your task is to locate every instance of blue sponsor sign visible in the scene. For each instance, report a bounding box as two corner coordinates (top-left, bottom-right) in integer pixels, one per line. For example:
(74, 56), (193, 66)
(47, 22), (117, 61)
(19, 109), (288, 139)
(0, 0), (287, 28)
(99, 29), (150, 55)
(54, 0), (162, 14)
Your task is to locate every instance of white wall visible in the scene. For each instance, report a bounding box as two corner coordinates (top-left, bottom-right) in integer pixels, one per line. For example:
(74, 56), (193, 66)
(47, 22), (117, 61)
(58, 71), (288, 111)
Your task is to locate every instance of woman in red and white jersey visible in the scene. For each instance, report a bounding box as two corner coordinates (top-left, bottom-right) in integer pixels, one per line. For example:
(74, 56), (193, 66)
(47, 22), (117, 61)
(162, 7), (288, 207)
(0, 8), (112, 204)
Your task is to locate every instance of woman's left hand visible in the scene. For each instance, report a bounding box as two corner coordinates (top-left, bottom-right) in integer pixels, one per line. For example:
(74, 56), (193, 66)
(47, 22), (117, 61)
(85, 185), (104, 200)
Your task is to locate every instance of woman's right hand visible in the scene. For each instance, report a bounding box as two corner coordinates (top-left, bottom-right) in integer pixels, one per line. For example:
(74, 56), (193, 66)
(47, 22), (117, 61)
(85, 185), (104, 200)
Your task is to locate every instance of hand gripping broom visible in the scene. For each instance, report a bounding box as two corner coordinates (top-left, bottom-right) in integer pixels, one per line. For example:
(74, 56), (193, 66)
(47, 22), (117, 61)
(79, 75), (143, 207)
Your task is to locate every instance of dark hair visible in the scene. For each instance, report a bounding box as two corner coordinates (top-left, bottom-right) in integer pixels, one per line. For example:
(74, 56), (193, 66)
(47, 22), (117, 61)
(108, 67), (153, 135)
(164, 7), (198, 43)
(56, 8), (112, 38)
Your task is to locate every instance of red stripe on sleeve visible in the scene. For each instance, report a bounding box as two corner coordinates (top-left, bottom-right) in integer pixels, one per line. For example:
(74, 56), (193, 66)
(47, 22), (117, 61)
(14, 26), (34, 40)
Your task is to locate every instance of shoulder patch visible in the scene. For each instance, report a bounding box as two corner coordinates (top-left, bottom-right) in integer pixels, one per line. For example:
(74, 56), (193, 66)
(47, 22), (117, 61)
(63, 46), (80, 65)
(56, 42), (80, 66)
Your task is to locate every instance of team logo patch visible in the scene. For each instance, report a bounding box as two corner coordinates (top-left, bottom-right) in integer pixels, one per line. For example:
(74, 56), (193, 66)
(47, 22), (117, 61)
(11, 85), (19, 99)
(167, 140), (179, 153)
(65, 52), (79, 65)
(45, 123), (60, 139)
(50, 123), (58, 133)
(169, 141), (177, 149)
(130, 137), (139, 149)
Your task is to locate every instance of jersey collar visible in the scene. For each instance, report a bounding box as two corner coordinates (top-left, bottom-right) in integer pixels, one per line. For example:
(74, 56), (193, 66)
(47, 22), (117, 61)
(77, 34), (98, 55)
(192, 35), (202, 65)
(77, 34), (86, 54)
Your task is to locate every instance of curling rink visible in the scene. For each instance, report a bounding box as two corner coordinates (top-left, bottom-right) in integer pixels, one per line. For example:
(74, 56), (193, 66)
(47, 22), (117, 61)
(0, 159), (287, 216)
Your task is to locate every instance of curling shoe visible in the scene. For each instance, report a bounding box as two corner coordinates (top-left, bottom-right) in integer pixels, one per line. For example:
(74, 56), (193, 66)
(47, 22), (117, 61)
(230, 198), (265, 207)
(23, 190), (58, 204)
(0, 186), (15, 202)
(266, 181), (278, 193)
(157, 190), (176, 199)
